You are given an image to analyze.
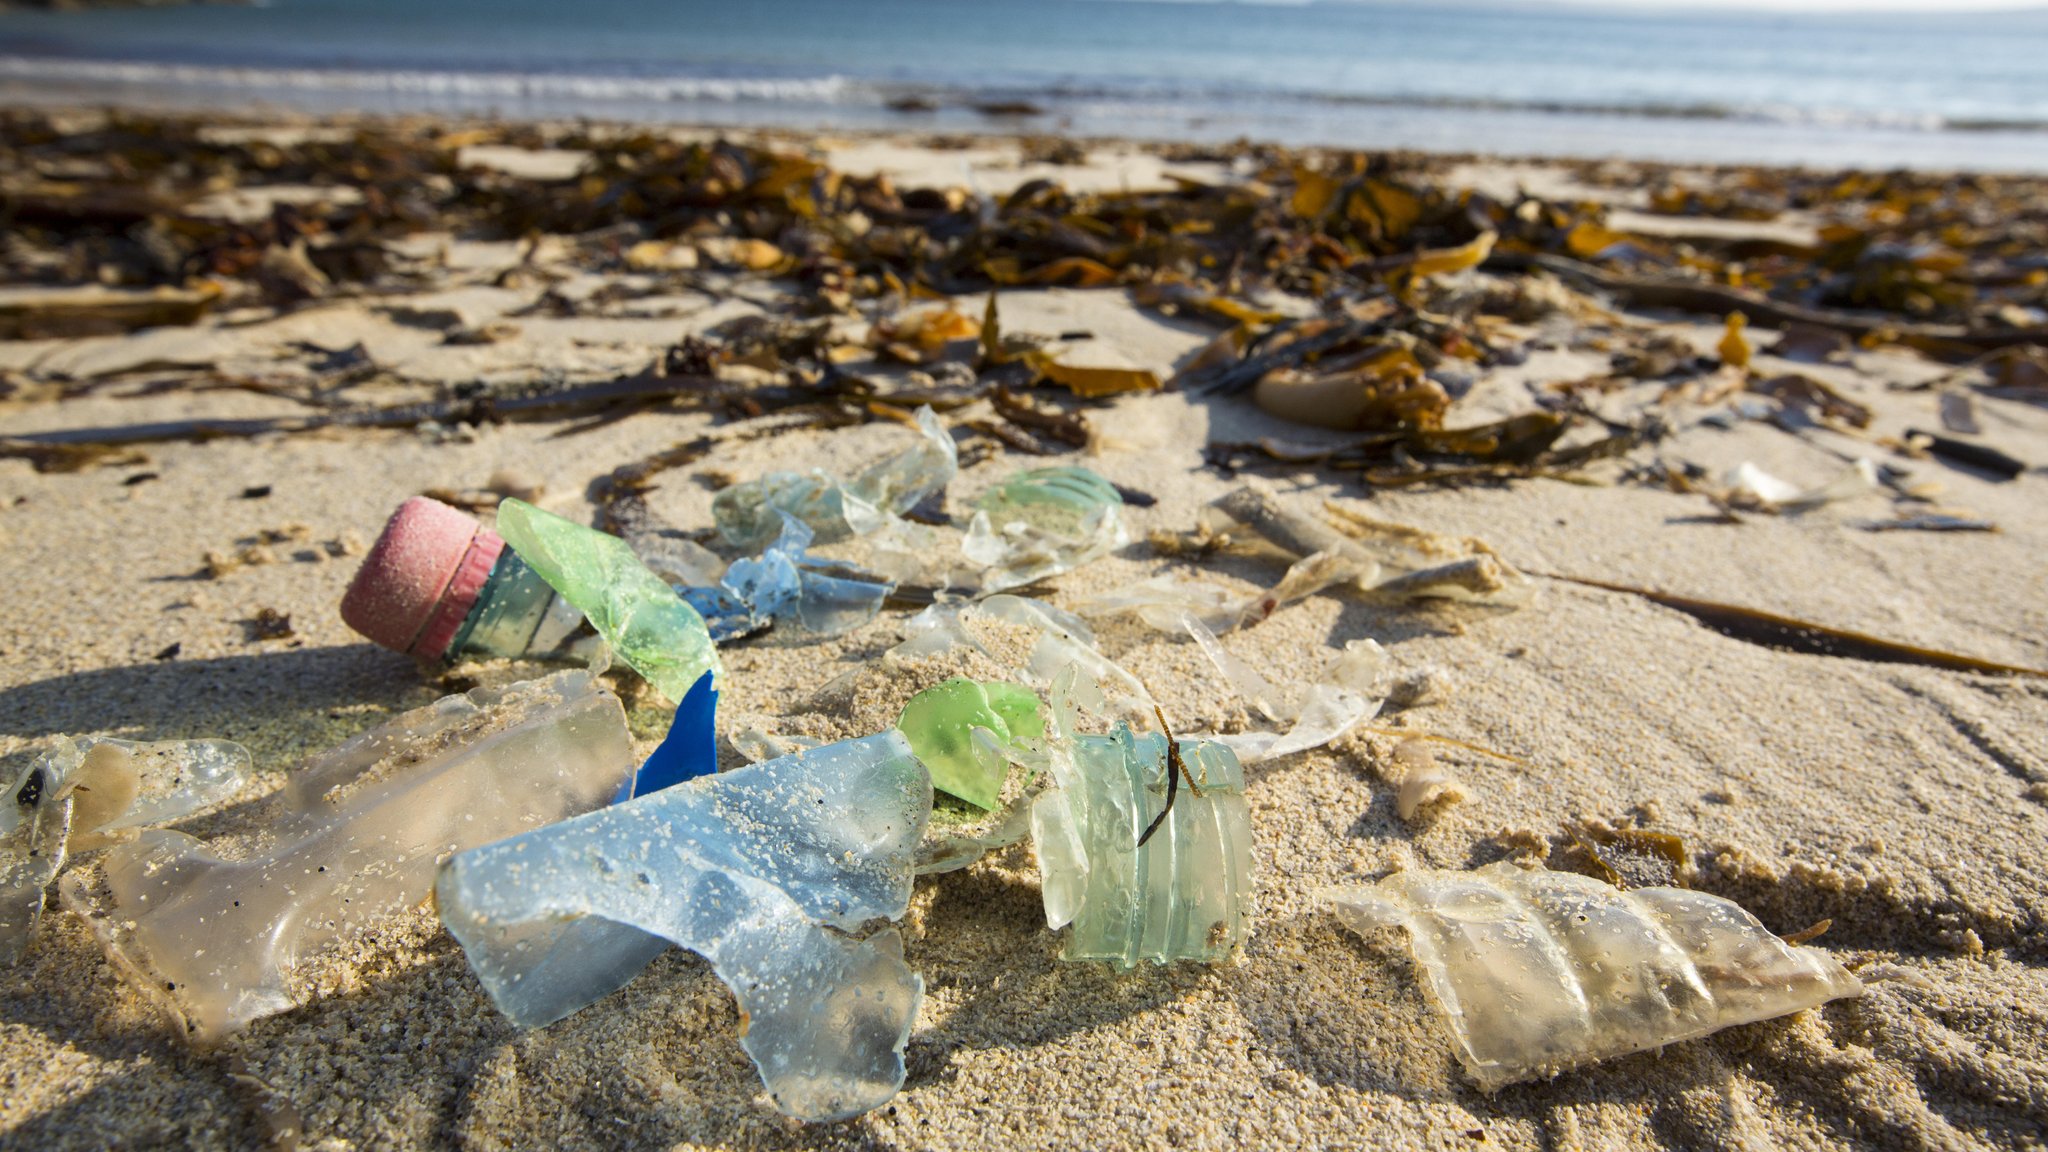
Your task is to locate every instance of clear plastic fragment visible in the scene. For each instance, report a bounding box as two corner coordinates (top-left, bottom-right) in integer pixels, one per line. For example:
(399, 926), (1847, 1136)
(63, 671), (635, 1043)
(434, 731), (932, 1123)
(713, 405), (957, 550)
(965, 466), (1130, 593)
(1324, 861), (1864, 1090)
(689, 514), (895, 641)
(1724, 458), (1880, 511)
(1184, 613), (1388, 763)
(1, 736), (250, 962)
(495, 499), (724, 702)
(1031, 722), (1254, 967)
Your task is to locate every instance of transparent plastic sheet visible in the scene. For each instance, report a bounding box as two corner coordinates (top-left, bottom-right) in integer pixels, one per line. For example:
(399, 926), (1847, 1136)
(1324, 862), (1863, 1090)
(62, 671), (635, 1043)
(0, 736), (250, 962)
(712, 405), (957, 551)
(1182, 613), (1389, 763)
(495, 499), (724, 702)
(895, 678), (1044, 810)
(435, 731), (931, 1123)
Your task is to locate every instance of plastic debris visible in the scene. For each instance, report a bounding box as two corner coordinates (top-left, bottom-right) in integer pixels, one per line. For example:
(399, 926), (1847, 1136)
(1, 737), (249, 962)
(712, 405), (957, 551)
(681, 513), (893, 640)
(495, 498), (723, 702)
(1391, 739), (1465, 821)
(1324, 861), (1864, 1090)
(1722, 458), (1879, 512)
(1185, 612), (1389, 763)
(64, 671), (635, 1043)
(1032, 691), (1254, 968)
(896, 678), (1044, 809)
(435, 731), (932, 1123)
(964, 465), (1129, 593)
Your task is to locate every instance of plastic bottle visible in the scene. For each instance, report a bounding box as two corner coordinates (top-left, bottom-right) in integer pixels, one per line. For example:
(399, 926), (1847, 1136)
(341, 496), (586, 663)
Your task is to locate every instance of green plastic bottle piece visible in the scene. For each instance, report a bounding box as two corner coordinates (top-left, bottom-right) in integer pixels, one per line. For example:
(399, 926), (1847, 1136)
(495, 499), (723, 702)
(1032, 724), (1253, 968)
(895, 679), (1043, 810)
(976, 466), (1122, 534)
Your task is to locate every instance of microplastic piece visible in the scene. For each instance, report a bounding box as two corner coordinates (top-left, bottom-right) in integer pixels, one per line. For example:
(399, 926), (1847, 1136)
(713, 405), (957, 551)
(434, 731), (933, 1123)
(494, 498), (723, 702)
(0, 737), (250, 962)
(896, 678), (1044, 809)
(698, 513), (894, 639)
(964, 466), (1128, 593)
(63, 671), (635, 1043)
(1724, 458), (1879, 511)
(1324, 862), (1865, 1090)
(1032, 718), (1254, 968)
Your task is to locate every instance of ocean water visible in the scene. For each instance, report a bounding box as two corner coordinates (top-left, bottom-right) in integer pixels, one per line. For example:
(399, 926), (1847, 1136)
(2, 0), (2046, 171)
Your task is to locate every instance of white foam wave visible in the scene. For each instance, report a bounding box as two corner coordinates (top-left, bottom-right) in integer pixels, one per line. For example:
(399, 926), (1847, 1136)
(0, 55), (853, 104)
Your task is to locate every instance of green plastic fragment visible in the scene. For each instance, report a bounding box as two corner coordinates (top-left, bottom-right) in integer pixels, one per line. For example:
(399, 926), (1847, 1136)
(895, 679), (1042, 810)
(1033, 724), (1252, 968)
(495, 499), (724, 702)
(975, 466), (1122, 535)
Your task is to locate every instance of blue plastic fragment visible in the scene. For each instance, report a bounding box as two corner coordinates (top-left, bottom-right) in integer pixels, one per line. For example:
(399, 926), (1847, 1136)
(619, 670), (720, 800)
(677, 514), (892, 643)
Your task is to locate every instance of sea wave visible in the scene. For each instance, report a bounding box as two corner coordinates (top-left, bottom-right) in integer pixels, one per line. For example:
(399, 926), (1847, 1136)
(2, 53), (2044, 135)
(0, 55), (851, 104)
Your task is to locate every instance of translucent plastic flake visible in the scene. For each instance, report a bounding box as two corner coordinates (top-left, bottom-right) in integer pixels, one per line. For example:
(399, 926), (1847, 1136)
(1324, 862), (1864, 1090)
(494, 498), (723, 702)
(1032, 720), (1254, 968)
(896, 678), (1043, 809)
(713, 405), (957, 551)
(691, 513), (893, 641)
(64, 671), (635, 1043)
(1, 737), (250, 962)
(434, 731), (933, 1123)
(964, 465), (1128, 593)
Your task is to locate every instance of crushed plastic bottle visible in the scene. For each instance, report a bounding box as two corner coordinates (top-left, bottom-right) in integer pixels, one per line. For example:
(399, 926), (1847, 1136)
(1324, 862), (1864, 1090)
(1, 737), (249, 962)
(494, 499), (723, 704)
(63, 670), (636, 1043)
(713, 405), (957, 551)
(964, 465), (1128, 592)
(435, 730), (932, 1123)
(1032, 686), (1254, 968)
(896, 678), (1044, 809)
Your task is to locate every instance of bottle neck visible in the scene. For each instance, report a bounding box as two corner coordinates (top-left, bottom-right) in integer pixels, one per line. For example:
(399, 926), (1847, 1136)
(450, 550), (583, 660)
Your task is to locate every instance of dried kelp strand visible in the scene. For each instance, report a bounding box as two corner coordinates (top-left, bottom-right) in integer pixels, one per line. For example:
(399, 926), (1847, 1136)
(1546, 574), (2048, 679)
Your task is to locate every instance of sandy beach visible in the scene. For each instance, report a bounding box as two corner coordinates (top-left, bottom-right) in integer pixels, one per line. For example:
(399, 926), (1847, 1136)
(1, 110), (2045, 1151)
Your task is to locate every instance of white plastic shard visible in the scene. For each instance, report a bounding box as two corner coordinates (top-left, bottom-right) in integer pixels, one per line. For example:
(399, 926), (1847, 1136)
(433, 731), (932, 1123)
(888, 595), (1155, 721)
(0, 736), (250, 962)
(1182, 611), (1388, 763)
(1324, 861), (1864, 1091)
(1723, 458), (1879, 512)
(62, 671), (634, 1043)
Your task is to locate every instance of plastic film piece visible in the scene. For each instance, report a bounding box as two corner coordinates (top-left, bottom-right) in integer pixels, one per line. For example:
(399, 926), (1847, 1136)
(434, 731), (932, 1123)
(0, 737), (250, 962)
(896, 678), (1043, 809)
(494, 499), (723, 702)
(1323, 861), (1864, 1090)
(62, 671), (635, 1043)
(1031, 723), (1254, 968)
(713, 405), (956, 551)
(979, 595), (1157, 721)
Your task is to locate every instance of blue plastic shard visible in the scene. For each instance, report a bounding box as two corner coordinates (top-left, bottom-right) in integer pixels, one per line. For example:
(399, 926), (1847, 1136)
(436, 731), (932, 1122)
(680, 514), (893, 642)
(617, 671), (720, 801)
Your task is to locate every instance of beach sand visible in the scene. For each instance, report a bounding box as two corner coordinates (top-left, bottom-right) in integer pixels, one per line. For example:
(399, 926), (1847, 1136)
(1, 119), (2045, 1151)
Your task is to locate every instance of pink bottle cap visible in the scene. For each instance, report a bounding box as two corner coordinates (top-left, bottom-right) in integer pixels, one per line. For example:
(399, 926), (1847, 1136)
(340, 496), (505, 662)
